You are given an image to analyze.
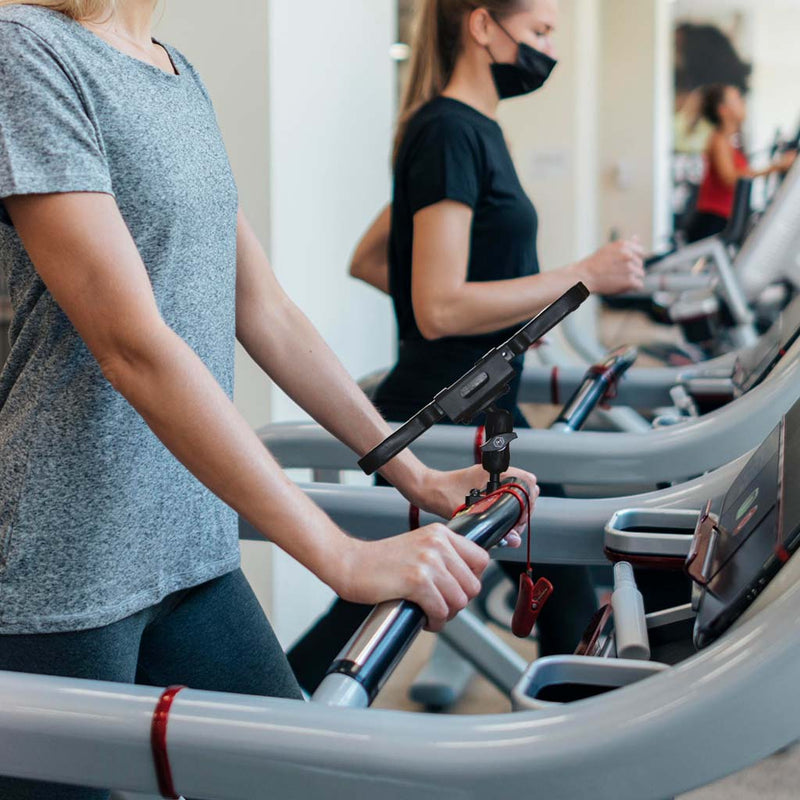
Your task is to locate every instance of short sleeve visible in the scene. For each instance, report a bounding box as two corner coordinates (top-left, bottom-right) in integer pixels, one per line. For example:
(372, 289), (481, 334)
(0, 22), (113, 222)
(406, 117), (483, 215)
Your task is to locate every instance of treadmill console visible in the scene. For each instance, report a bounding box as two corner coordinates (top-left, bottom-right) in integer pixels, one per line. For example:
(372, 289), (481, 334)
(732, 295), (800, 394)
(690, 398), (800, 648)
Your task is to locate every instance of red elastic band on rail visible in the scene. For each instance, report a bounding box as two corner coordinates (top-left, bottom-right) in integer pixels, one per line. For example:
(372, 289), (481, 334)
(151, 685), (186, 799)
(474, 425), (486, 465)
(550, 366), (560, 406)
(409, 504), (420, 531)
(452, 482), (533, 570)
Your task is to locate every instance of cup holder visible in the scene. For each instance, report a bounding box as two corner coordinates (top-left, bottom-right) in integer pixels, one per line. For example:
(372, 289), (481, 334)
(512, 655), (669, 712)
(605, 508), (700, 568)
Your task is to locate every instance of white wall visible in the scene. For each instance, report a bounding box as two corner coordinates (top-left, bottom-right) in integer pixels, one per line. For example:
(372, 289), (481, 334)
(498, 0), (602, 337)
(597, 0), (673, 250)
(266, 0), (397, 646)
(267, 2), (397, 424)
(500, 0), (600, 270)
(747, 3), (800, 157)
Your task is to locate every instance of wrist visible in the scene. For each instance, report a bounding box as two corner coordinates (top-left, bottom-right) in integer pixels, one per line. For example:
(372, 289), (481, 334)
(569, 259), (594, 293)
(378, 452), (430, 505)
(327, 534), (367, 601)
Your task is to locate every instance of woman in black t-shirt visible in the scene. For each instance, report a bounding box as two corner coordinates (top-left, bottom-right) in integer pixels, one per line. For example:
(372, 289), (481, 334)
(288, 0), (645, 692)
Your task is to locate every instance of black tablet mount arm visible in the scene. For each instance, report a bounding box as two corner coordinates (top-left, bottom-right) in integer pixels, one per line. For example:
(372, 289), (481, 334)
(358, 283), (590, 492)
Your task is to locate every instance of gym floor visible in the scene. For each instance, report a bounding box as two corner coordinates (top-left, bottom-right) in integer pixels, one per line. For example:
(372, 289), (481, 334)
(368, 307), (800, 798)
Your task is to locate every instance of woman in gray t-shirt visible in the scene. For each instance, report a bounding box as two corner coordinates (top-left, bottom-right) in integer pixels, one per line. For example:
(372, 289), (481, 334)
(0, 1), (536, 797)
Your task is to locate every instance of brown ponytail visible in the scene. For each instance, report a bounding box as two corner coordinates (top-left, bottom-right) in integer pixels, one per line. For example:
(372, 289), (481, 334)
(393, 0), (524, 164)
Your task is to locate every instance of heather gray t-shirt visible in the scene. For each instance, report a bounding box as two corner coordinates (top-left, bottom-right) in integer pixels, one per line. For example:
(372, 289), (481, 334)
(0, 5), (241, 633)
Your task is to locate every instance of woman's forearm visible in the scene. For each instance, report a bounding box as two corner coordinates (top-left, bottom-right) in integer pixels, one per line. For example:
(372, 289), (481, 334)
(237, 292), (430, 495)
(349, 204), (391, 294)
(413, 264), (585, 339)
(235, 211), (430, 498)
(351, 258), (390, 294)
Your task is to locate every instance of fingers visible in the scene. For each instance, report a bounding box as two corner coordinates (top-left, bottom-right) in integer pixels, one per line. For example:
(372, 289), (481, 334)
(625, 238), (646, 258)
(504, 468), (538, 494)
(498, 531), (523, 549)
(446, 529), (490, 580)
(405, 525), (486, 629)
(411, 576), (450, 632)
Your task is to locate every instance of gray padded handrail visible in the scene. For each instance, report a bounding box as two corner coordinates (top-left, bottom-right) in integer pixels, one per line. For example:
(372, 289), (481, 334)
(259, 338), (800, 485)
(239, 455), (747, 566)
(519, 362), (710, 408)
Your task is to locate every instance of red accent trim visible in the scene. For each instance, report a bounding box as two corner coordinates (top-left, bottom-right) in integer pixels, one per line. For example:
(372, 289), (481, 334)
(588, 363), (621, 409)
(550, 366), (560, 406)
(474, 426), (485, 465)
(151, 685), (186, 799)
(452, 481), (545, 639)
(409, 504), (420, 531)
(604, 547), (688, 572)
(775, 421), (789, 564)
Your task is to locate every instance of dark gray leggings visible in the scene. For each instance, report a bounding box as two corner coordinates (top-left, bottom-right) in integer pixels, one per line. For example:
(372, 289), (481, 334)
(0, 568), (302, 799)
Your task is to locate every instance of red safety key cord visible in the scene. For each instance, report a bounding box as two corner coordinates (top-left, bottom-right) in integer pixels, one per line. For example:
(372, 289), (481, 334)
(151, 685), (186, 799)
(452, 482), (553, 639)
(505, 484), (554, 639)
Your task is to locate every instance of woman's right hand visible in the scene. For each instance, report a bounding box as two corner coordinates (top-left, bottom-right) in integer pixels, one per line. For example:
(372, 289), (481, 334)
(334, 524), (490, 632)
(575, 239), (646, 295)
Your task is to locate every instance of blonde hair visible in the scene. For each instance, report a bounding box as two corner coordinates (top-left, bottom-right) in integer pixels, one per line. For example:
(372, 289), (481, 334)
(0, 0), (117, 20)
(394, 0), (523, 163)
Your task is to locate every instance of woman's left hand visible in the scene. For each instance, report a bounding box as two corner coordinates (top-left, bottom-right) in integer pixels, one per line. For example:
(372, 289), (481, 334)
(404, 464), (540, 548)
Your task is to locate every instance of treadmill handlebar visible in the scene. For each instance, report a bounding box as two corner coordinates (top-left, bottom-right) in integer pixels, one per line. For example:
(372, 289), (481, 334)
(358, 283), (590, 476)
(315, 480), (531, 707)
(553, 345), (638, 432)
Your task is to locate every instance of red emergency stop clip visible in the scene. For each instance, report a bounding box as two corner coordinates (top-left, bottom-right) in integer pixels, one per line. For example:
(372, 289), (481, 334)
(512, 570), (554, 638)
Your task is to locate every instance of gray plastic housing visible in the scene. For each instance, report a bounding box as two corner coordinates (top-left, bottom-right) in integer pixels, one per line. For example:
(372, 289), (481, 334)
(511, 656), (669, 712)
(604, 508), (701, 558)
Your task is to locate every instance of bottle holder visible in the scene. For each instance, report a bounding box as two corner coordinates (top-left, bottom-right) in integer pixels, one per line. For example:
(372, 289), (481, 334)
(511, 655), (669, 712)
(604, 508), (701, 570)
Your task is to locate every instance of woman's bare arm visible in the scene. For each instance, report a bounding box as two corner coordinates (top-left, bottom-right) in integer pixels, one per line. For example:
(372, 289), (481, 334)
(4, 192), (492, 630)
(234, 207), (537, 529)
(349, 204), (391, 294)
(708, 132), (795, 189)
(410, 200), (644, 340)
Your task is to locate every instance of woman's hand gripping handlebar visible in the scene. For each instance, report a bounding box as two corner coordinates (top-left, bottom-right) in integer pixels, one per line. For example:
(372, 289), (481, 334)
(316, 479), (536, 707)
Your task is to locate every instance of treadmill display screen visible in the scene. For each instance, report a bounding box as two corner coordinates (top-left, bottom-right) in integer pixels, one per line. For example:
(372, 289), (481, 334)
(733, 296), (800, 393)
(706, 426), (780, 583)
(696, 399), (800, 645)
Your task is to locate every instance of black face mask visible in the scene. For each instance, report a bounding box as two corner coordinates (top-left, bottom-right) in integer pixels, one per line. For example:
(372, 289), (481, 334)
(488, 19), (557, 100)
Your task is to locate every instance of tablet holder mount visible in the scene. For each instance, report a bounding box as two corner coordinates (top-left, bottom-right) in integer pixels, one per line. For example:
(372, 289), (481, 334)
(358, 282), (590, 495)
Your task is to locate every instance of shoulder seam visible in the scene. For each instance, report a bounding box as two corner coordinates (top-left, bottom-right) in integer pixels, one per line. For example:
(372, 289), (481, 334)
(0, 17), (104, 150)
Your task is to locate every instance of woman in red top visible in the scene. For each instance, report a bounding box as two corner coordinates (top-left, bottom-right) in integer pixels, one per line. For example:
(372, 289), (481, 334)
(687, 83), (795, 242)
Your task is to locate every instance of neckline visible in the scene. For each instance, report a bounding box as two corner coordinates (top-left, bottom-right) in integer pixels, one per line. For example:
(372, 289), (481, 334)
(58, 10), (182, 79)
(437, 96), (501, 127)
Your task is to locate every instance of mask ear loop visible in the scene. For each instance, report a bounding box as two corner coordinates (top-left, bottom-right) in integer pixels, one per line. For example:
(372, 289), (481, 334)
(484, 10), (517, 64)
(484, 14), (524, 85)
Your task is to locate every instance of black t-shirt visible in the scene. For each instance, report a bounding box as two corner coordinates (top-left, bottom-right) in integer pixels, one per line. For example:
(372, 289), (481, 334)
(389, 96), (540, 350)
(375, 97), (539, 422)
